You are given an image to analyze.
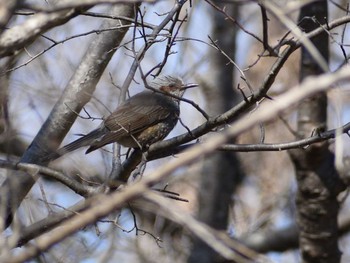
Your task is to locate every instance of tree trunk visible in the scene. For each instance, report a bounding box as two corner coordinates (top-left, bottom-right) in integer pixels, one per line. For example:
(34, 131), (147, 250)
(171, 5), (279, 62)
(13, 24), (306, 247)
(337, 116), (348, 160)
(289, 1), (346, 262)
(188, 2), (244, 263)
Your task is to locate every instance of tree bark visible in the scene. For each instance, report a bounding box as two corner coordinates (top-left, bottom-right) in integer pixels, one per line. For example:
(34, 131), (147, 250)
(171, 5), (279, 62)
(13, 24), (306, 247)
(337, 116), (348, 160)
(0, 57), (27, 157)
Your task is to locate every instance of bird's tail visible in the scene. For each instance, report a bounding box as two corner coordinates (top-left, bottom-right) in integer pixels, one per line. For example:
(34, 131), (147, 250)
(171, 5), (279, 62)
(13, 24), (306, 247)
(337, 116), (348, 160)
(48, 128), (104, 161)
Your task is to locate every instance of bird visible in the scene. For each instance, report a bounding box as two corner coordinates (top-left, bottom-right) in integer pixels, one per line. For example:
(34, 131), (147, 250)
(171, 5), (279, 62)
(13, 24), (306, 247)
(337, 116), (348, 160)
(51, 75), (197, 160)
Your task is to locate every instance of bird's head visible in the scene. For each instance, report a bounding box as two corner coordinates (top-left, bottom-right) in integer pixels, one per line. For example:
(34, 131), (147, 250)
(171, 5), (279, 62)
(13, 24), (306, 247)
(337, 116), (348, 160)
(150, 75), (198, 98)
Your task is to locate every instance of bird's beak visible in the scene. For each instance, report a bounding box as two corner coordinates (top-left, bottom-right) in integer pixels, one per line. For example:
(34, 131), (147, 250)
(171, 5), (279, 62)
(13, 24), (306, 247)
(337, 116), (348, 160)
(181, 83), (198, 90)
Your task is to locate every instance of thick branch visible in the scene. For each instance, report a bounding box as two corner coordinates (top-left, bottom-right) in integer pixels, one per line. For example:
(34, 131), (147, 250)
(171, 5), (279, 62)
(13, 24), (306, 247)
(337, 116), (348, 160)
(0, 5), (85, 58)
(242, 212), (350, 253)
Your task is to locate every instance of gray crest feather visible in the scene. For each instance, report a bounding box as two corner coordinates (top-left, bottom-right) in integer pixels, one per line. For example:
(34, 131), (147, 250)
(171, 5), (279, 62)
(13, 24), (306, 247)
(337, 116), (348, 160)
(149, 75), (183, 89)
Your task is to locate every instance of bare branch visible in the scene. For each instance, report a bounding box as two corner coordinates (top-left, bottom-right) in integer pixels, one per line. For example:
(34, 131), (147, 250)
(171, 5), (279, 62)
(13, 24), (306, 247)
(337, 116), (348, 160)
(143, 191), (265, 262)
(262, 0), (329, 72)
(0, 7), (84, 58)
(219, 122), (350, 152)
(21, 0), (156, 13)
(0, 160), (97, 197)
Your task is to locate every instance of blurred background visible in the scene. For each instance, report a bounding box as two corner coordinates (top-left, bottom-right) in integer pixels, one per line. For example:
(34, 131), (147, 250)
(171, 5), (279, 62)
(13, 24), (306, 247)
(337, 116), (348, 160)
(1, 0), (350, 262)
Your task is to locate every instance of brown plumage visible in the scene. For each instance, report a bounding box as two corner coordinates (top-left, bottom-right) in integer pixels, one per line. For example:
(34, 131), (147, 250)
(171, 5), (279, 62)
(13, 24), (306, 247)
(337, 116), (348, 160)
(51, 75), (197, 160)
